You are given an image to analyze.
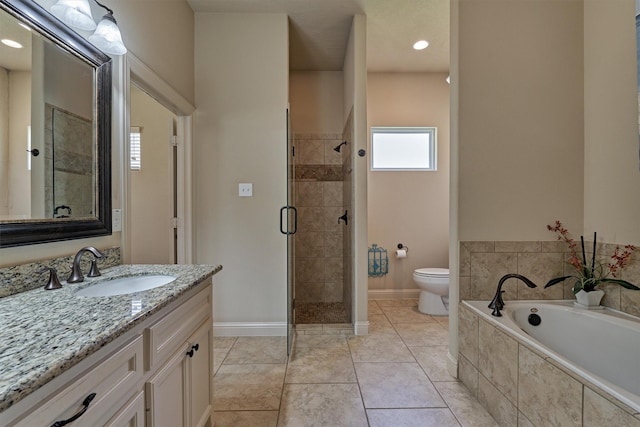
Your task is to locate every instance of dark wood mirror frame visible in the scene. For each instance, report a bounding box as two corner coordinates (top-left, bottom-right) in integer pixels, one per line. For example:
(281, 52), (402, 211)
(0, 0), (112, 247)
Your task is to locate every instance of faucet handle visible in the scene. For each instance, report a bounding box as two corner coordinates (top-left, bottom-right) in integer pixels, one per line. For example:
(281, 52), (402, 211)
(39, 267), (63, 290)
(88, 260), (101, 277)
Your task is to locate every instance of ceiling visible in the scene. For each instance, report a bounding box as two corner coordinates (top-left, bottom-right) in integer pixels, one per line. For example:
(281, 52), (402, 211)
(0, 0), (450, 73)
(187, 0), (450, 72)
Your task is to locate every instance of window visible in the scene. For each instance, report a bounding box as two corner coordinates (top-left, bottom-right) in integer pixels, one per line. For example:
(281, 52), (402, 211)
(371, 127), (436, 171)
(130, 127), (141, 170)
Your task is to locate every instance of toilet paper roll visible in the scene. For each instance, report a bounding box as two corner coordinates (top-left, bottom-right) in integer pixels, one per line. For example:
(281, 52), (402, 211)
(395, 249), (407, 258)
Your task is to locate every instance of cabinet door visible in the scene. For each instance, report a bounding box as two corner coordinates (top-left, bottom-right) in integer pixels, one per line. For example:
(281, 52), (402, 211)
(104, 391), (145, 427)
(145, 344), (188, 427)
(187, 322), (213, 427)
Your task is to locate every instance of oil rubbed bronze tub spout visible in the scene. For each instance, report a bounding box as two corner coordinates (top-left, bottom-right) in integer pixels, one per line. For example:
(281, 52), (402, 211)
(488, 274), (537, 317)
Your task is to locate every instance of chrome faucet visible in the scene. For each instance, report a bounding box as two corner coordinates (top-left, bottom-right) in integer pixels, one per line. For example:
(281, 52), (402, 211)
(488, 274), (537, 317)
(67, 246), (104, 283)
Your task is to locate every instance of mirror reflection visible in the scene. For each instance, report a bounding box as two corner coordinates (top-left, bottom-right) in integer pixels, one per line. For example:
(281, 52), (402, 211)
(0, 7), (95, 222)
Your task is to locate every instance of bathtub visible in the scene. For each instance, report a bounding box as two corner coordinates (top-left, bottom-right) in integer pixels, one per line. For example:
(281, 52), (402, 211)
(463, 300), (640, 414)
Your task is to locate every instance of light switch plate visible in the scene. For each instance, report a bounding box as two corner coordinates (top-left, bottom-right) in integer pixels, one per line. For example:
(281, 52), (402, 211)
(112, 209), (122, 232)
(239, 183), (253, 197)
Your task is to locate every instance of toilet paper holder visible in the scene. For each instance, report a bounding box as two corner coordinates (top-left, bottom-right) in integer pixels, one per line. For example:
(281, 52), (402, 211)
(397, 243), (409, 253)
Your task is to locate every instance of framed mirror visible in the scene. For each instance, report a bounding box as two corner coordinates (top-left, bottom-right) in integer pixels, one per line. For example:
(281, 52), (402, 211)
(0, 0), (111, 247)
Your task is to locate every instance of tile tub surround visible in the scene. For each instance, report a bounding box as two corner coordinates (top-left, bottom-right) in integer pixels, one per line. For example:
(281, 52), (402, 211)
(0, 263), (221, 412)
(0, 247), (121, 298)
(458, 302), (640, 427)
(459, 240), (640, 317)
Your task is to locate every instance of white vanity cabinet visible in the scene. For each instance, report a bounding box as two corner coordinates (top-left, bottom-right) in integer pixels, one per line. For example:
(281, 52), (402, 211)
(144, 285), (213, 427)
(5, 278), (213, 427)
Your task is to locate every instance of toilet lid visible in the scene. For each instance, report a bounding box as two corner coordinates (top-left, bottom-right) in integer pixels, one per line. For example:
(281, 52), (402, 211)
(414, 268), (449, 277)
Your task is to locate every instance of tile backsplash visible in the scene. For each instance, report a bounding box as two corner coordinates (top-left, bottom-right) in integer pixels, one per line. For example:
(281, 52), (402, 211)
(0, 247), (121, 298)
(459, 241), (640, 317)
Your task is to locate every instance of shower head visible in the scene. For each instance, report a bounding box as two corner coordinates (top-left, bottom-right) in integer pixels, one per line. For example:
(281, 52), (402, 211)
(334, 141), (347, 153)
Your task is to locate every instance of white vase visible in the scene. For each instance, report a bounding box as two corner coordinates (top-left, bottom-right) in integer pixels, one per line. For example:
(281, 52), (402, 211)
(575, 289), (604, 307)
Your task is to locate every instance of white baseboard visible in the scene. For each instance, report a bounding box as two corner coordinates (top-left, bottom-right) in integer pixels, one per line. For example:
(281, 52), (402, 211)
(354, 321), (369, 335)
(368, 288), (421, 299)
(447, 351), (458, 379)
(214, 322), (287, 336)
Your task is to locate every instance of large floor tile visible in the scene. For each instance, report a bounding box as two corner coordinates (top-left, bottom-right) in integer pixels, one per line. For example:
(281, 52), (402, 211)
(213, 411), (278, 427)
(368, 300), (384, 315)
(223, 336), (288, 364)
(382, 306), (434, 323)
(394, 322), (449, 346)
(285, 345), (356, 383)
(347, 334), (416, 362)
(213, 336), (238, 350)
(213, 348), (229, 374)
(213, 364), (286, 411)
(293, 333), (348, 349)
(367, 408), (461, 427)
(410, 345), (455, 382)
(355, 362), (446, 409)
(375, 298), (419, 308)
(368, 314), (397, 335)
(278, 383), (368, 427)
(434, 381), (499, 427)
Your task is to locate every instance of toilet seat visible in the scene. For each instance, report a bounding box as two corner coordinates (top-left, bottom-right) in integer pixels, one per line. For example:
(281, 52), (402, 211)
(414, 268), (449, 278)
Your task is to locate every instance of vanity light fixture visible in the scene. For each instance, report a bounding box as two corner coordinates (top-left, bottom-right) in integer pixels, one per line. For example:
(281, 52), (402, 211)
(88, 0), (127, 56)
(1, 39), (23, 48)
(50, 0), (127, 56)
(51, 0), (96, 31)
(413, 40), (429, 50)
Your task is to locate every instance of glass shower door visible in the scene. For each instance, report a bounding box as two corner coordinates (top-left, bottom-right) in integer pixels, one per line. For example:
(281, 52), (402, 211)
(283, 108), (297, 354)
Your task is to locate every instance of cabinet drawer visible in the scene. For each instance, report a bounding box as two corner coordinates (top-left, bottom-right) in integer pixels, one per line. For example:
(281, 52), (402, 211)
(145, 285), (211, 370)
(16, 336), (143, 427)
(104, 390), (145, 427)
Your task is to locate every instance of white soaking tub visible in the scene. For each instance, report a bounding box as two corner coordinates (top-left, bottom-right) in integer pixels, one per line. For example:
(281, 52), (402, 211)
(463, 300), (640, 414)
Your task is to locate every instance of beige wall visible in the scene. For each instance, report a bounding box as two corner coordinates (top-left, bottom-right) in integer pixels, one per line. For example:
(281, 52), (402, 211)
(289, 71), (344, 134)
(344, 15), (369, 330)
(584, 0), (640, 244)
(367, 72), (450, 291)
(194, 13), (289, 326)
(109, 0), (195, 105)
(0, 68), (8, 216)
(8, 72), (31, 218)
(129, 85), (175, 264)
(458, 0), (585, 241)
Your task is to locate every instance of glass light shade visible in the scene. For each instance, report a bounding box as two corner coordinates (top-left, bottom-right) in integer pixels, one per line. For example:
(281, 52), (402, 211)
(51, 0), (96, 31)
(89, 14), (127, 55)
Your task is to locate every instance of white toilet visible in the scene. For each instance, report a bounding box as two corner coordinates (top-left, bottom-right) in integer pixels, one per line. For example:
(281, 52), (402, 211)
(413, 267), (450, 315)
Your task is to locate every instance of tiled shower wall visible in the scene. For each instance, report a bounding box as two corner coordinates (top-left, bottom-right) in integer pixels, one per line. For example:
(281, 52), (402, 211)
(45, 104), (94, 218)
(459, 240), (640, 317)
(294, 133), (346, 304)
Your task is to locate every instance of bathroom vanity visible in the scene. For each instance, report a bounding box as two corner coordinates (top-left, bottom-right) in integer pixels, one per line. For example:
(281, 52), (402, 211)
(0, 264), (221, 426)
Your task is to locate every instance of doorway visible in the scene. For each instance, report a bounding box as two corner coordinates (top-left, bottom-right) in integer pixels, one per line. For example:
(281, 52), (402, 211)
(128, 84), (178, 264)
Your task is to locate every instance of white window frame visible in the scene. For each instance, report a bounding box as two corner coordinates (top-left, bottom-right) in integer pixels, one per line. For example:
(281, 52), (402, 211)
(370, 126), (437, 171)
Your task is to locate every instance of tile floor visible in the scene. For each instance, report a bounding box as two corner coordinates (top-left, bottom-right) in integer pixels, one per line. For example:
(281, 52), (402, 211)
(213, 299), (498, 427)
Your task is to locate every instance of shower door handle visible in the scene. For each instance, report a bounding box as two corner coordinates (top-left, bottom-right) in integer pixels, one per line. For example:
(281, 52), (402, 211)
(279, 206), (298, 235)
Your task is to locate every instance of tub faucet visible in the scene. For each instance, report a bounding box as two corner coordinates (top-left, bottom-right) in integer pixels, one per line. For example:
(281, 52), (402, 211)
(488, 274), (537, 317)
(67, 246), (104, 283)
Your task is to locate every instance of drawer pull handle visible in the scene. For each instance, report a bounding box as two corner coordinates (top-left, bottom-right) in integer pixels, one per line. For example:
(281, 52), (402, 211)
(51, 392), (96, 427)
(186, 343), (199, 358)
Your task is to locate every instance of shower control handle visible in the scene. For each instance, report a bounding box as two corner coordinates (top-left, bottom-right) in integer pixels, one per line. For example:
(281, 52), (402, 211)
(338, 210), (348, 226)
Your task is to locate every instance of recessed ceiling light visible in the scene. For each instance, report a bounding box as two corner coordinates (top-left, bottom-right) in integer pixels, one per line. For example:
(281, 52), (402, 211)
(1, 39), (23, 49)
(413, 40), (429, 50)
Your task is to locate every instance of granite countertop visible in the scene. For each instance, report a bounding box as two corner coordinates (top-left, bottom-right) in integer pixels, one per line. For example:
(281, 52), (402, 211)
(0, 263), (222, 412)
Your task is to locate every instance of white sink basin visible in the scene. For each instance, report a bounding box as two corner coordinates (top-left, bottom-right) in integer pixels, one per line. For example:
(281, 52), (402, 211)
(74, 275), (177, 297)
